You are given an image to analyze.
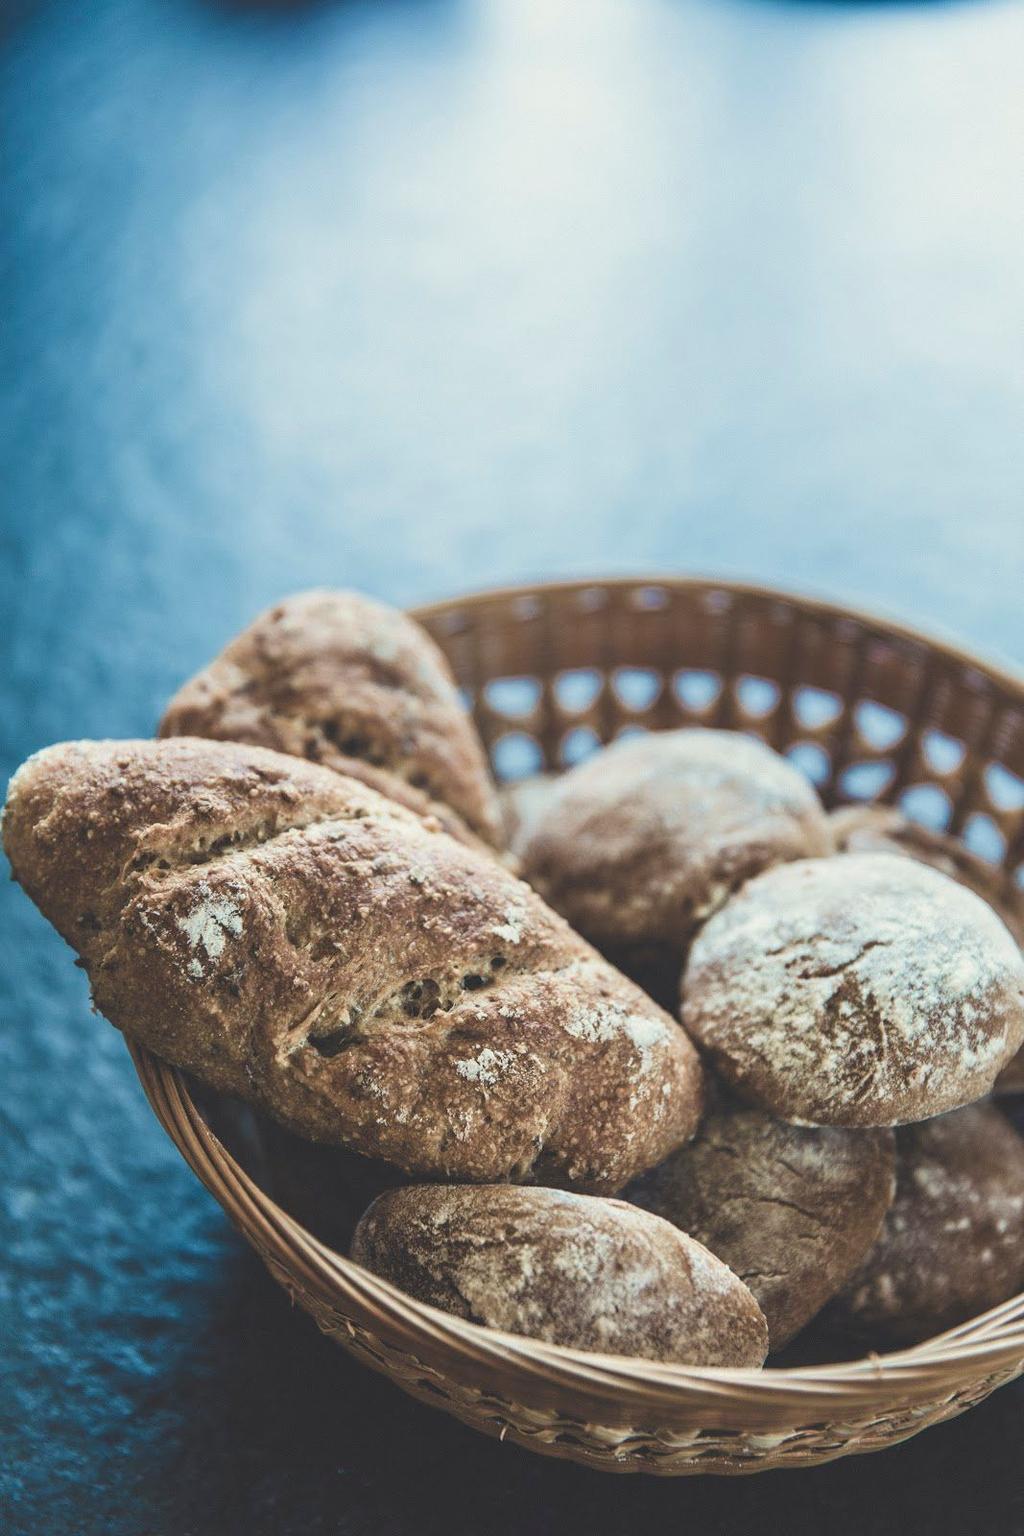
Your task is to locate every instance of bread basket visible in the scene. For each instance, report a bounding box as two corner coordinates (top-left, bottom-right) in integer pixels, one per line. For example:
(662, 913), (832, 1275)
(128, 576), (1024, 1475)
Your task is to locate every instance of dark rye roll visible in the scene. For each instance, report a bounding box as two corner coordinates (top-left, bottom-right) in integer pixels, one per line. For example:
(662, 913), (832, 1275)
(629, 1095), (895, 1349)
(826, 1104), (1024, 1347)
(519, 729), (831, 1003)
(3, 737), (703, 1192)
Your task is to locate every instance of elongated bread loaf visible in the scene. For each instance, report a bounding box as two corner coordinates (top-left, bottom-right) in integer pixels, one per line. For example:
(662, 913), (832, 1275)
(159, 589), (503, 848)
(351, 1184), (769, 1366)
(3, 738), (702, 1191)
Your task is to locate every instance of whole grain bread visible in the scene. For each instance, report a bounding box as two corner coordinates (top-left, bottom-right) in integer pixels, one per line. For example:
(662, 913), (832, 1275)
(350, 1183), (769, 1366)
(628, 1092), (896, 1349)
(3, 737), (702, 1190)
(831, 804), (1024, 1097)
(519, 729), (831, 1000)
(159, 589), (503, 848)
(682, 853), (1024, 1127)
(825, 1103), (1024, 1346)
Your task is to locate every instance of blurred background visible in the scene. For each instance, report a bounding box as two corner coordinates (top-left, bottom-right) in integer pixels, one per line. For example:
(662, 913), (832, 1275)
(2, 0), (1023, 1532)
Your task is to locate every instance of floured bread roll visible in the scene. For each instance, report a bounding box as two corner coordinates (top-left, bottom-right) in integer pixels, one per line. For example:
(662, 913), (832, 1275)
(351, 1183), (769, 1366)
(826, 1104), (1024, 1346)
(683, 854), (1024, 1126)
(160, 589), (503, 848)
(831, 804), (1024, 1097)
(629, 1095), (895, 1349)
(3, 737), (702, 1192)
(519, 729), (831, 1003)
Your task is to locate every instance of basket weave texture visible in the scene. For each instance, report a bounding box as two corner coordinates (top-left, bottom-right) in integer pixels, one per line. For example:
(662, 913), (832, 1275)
(129, 577), (1024, 1475)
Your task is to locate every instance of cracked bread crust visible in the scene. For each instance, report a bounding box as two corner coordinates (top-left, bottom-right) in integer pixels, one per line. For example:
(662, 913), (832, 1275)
(628, 1094), (895, 1348)
(159, 589), (504, 848)
(826, 1104), (1024, 1346)
(350, 1183), (769, 1366)
(830, 804), (1024, 1097)
(3, 738), (702, 1191)
(682, 853), (1024, 1127)
(519, 730), (831, 994)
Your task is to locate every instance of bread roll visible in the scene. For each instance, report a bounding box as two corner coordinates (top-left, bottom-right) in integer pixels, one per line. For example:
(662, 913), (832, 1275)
(350, 1183), (769, 1366)
(3, 738), (702, 1191)
(159, 589), (503, 848)
(826, 1104), (1024, 1346)
(519, 730), (831, 1000)
(629, 1095), (895, 1348)
(831, 805), (1024, 1097)
(683, 854), (1024, 1126)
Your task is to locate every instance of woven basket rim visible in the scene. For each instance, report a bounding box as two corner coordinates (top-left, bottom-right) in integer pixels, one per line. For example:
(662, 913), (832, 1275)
(412, 572), (1024, 699)
(130, 1044), (1024, 1394)
(126, 573), (1024, 1433)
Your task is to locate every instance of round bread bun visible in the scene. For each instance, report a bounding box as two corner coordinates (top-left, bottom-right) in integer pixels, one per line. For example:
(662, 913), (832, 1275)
(682, 853), (1024, 1127)
(628, 1095), (895, 1349)
(831, 805), (1024, 1098)
(826, 1103), (1024, 1346)
(350, 1183), (769, 1367)
(519, 729), (831, 998)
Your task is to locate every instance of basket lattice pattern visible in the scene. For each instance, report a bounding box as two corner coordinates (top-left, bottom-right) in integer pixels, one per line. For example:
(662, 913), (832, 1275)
(129, 577), (1024, 1475)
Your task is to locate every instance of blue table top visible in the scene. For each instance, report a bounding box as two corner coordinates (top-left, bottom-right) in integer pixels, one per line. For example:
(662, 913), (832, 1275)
(2, 0), (1022, 1530)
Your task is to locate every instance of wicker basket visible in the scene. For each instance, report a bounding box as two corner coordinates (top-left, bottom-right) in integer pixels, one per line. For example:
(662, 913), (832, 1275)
(128, 576), (1024, 1476)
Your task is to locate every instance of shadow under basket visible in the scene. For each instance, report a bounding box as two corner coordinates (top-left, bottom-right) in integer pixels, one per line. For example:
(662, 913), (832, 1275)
(128, 576), (1024, 1476)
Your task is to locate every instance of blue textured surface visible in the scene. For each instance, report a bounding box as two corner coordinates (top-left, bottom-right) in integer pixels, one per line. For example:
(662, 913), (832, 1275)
(2, 0), (1023, 1531)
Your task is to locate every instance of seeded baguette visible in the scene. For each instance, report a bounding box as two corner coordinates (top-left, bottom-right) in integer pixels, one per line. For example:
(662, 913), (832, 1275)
(351, 1183), (769, 1366)
(159, 589), (503, 848)
(3, 738), (702, 1191)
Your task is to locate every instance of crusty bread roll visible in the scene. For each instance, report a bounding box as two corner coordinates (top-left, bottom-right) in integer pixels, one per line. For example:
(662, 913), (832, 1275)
(519, 730), (831, 1003)
(629, 1094), (895, 1349)
(683, 854), (1024, 1127)
(350, 1184), (769, 1366)
(159, 589), (503, 848)
(3, 738), (702, 1191)
(831, 804), (1024, 1097)
(826, 1104), (1024, 1346)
